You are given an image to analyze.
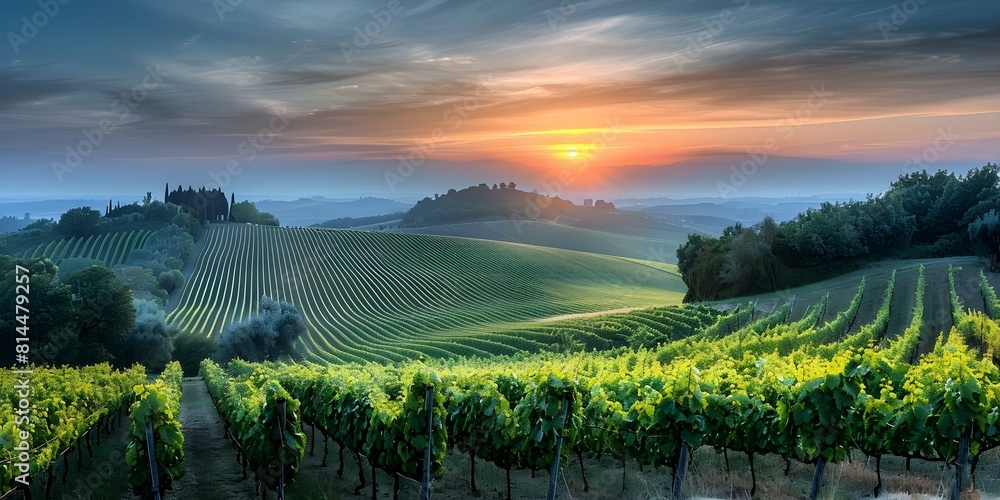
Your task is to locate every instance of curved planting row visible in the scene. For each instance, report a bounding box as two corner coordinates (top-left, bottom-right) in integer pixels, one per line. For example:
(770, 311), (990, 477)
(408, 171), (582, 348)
(168, 225), (684, 363)
(227, 304), (1000, 500)
(18, 230), (153, 267)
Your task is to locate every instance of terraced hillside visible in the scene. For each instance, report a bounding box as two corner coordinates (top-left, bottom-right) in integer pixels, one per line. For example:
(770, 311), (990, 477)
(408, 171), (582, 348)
(167, 224), (685, 363)
(16, 229), (154, 266)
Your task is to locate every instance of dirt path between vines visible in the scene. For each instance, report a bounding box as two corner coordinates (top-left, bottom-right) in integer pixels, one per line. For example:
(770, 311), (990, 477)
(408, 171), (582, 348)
(168, 379), (257, 499)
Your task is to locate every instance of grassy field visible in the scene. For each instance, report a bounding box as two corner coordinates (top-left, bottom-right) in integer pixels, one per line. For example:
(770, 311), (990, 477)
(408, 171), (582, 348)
(166, 224), (685, 363)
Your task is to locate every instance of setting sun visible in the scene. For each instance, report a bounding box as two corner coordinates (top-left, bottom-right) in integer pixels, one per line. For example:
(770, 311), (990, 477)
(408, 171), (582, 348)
(567, 149), (579, 158)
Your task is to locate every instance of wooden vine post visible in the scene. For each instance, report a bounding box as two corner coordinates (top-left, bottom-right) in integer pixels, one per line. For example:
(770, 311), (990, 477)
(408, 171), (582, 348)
(421, 386), (434, 500)
(144, 422), (162, 500)
(276, 397), (288, 500)
(672, 442), (689, 500)
(546, 398), (570, 500)
(808, 456), (826, 500)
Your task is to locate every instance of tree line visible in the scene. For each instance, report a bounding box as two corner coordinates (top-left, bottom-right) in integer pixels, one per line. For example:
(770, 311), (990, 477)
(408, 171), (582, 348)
(677, 163), (1000, 302)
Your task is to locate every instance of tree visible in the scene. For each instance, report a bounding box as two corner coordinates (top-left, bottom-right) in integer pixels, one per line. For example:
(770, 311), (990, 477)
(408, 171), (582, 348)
(215, 297), (306, 363)
(258, 212), (280, 227)
(114, 266), (168, 305)
(158, 270), (185, 295)
(970, 210), (1000, 271)
(62, 266), (136, 365)
(720, 223), (778, 295)
(143, 201), (177, 222)
(171, 212), (202, 240)
(229, 201), (262, 224)
(123, 299), (176, 371)
(143, 192), (153, 206)
(0, 256), (74, 366)
(57, 207), (102, 238)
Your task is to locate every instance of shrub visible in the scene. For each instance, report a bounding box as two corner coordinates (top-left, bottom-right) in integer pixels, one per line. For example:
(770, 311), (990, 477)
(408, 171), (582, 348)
(215, 297), (306, 363)
(158, 270), (185, 295)
(123, 299), (176, 371)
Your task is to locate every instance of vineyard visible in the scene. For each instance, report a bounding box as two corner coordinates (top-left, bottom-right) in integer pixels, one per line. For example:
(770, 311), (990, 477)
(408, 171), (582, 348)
(166, 225), (685, 363)
(167, 266), (998, 499)
(7, 263), (1000, 497)
(14, 229), (154, 267)
(0, 364), (146, 496)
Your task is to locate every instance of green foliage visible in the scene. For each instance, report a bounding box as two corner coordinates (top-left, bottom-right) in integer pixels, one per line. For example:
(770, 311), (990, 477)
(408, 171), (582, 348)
(402, 183), (575, 226)
(229, 201), (278, 226)
(200, 360), (306, 491)
(171, 212), (202, 240)
(125, 361), (184, 498)
(158, 269), (185, 295)
(114, 265), (168, 306)
(54, 258), (104, 282)
(142, 201), (178, 222)
(57, 207), (102, 238)
(884, 265), (926, 363)
(0, 257), (75, 366)
(215, 297), (306, 363)
(171, 333), (218, 376)
(981, 270), (1000, 320)
(0, 364), (146, 494)
(128, 224), (194, 275)
(949, 265), (965, 324)
(210, 311), (1000, 499)
(124, 299), (177, 371)
(62, 265), (137, 365)
(678, 165), (999, 301)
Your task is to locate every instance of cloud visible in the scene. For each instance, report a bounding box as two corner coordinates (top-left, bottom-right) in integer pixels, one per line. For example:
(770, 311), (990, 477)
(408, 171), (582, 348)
(0, 0), (997, 197)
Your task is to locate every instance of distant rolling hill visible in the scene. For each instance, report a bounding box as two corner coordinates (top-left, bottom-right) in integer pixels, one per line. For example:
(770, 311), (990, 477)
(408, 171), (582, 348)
(642, 201), (824, 225)
(392, 204), (735, 262)
(167, 224), (685, 363)
(253, 197), (412, 227)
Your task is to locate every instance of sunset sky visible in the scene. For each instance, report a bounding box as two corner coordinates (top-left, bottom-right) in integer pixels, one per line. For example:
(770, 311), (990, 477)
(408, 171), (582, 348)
(1, 0), (997, 199)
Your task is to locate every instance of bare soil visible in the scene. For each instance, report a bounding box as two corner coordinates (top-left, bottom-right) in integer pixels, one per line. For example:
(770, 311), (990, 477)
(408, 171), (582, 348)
(167, 379), (257, 499)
